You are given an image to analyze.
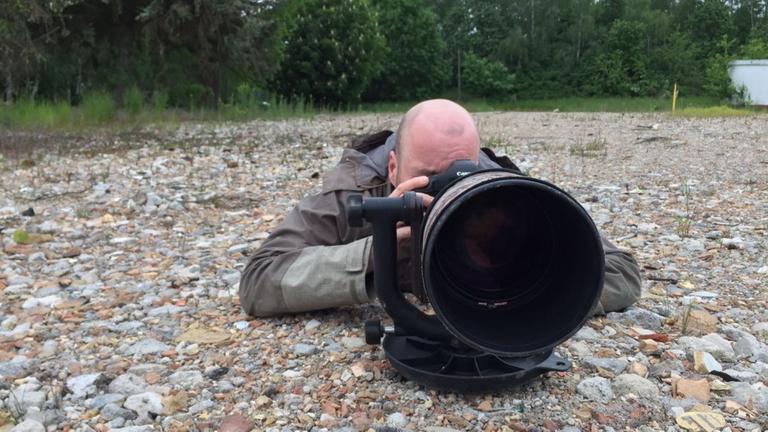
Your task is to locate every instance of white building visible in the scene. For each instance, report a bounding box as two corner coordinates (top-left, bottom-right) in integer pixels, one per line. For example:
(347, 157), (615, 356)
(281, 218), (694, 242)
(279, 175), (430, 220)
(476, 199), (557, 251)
(728, 60), (768, 106)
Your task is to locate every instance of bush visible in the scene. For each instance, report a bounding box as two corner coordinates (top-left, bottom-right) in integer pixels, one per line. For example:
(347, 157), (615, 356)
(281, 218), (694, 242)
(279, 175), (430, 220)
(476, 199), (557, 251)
(80, 91), (115, 123)
(274, 0), (385, 107)
(123, 85), (144, 117)
(461, 52), (515, 98)
(151, 90), (169, 112)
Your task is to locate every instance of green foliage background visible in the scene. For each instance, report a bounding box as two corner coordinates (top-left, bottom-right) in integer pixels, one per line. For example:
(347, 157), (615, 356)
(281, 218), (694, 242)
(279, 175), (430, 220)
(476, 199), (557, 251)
(1, 0), (767, 109)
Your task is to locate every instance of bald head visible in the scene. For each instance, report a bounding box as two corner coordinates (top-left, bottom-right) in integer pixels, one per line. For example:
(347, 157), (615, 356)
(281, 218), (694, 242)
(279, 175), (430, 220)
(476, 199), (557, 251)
(389, 99), (480, 185)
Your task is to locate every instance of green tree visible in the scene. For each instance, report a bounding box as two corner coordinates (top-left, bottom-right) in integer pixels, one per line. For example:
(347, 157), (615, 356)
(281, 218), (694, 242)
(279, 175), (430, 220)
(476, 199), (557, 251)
(0, 0), (52, 102)
(364, 0), (448, 101)
(461, 52), (515, 97)
(274, 0), (385, 107)
(586, 20), (650, 95)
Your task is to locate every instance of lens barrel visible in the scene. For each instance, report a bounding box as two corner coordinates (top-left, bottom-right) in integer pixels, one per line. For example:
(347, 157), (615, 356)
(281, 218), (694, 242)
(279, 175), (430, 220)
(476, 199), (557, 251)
(421, 171), (604, 357)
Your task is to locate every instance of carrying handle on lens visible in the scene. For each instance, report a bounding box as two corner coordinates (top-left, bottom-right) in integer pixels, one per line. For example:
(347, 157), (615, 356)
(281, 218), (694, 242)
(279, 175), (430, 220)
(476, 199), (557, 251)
(348, 192), (453, 343)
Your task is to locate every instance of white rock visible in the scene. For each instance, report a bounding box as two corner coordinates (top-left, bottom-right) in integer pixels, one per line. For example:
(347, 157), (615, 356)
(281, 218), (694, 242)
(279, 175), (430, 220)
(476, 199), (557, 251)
(66, 373), (104, 399)
(108, 373), (148, 395)
(612, 374), (659, 398)
(21, 295), (61, 309)
(124, 392), (164, 418)
(9, 419), (45, 432)
(168, 370), (205, 388)
(386, 412), (408, 428)
(577, 377), (615, 403)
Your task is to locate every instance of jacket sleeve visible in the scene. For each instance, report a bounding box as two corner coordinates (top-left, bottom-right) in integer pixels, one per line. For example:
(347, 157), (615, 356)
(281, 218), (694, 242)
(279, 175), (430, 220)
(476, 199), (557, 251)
(239, 191), (375, 317)
(593, 236), (643, 315)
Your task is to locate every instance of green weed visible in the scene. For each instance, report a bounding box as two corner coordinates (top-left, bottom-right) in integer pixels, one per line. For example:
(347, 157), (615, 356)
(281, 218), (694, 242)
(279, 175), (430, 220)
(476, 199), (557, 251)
(672, 105), (755, 117)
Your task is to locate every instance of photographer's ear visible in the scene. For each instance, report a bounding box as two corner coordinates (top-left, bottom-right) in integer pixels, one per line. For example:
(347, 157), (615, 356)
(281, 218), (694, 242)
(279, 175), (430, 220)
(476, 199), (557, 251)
(387, 150), (398, 186)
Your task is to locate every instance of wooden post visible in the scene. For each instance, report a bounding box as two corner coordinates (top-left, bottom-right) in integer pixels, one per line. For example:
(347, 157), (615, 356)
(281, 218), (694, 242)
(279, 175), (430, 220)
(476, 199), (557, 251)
(672, 82), (678, 113)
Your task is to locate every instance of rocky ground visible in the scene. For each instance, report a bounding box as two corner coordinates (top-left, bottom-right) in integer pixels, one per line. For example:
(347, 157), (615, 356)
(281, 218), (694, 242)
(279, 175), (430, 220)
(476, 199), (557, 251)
(0, 112), (766, 432)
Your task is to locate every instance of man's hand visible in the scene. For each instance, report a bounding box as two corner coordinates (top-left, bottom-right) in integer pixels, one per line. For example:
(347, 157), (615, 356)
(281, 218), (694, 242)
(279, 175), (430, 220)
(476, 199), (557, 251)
(389, 176), (434, 256)
(367, 176), (434, 272)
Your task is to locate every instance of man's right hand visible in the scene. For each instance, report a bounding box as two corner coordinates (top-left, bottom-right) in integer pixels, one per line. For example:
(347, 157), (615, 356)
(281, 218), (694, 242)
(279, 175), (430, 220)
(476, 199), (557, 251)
(389, 176), (434, 254)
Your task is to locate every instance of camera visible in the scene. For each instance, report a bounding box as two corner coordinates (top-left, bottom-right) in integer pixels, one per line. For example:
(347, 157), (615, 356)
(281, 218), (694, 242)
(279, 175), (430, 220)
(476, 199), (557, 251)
(347, 167), (604, 392)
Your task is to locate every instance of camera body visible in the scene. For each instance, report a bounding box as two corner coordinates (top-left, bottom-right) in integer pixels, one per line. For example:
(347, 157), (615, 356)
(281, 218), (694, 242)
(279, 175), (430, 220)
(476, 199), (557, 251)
(414, 159), (480, 195)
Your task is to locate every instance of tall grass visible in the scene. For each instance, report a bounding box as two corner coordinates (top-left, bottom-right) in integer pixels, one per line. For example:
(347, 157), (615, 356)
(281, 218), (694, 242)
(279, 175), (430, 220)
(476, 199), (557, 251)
(672, 105), (756, 117)
(80, 91), (116, 123)
(0, 99), (72, 129)
(0, 94), (761, 132)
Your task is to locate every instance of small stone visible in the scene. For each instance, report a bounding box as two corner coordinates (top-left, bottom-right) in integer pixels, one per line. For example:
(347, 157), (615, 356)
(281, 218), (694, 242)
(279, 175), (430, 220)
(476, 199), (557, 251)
(28, 252), (46, 263)
(722, 368), (760, 383)
(188, 399), (215, 414)
(693, 351), (722, 373)
(734, 334), (768, 362)
(722, 237), (744, 249)
(168, 370), (205, 388)
(577, 377), (614, 403)
(123, 338), (170, 355)
(612, 374), (660, 398)
(21, 295), (61, 309)
(628, 362), (648, 377)
(124, 392), (164, 419)
(23, 408), (63, 426)
(583, 357), (629, 375)
(86, 393), (125, 410)
(108, 373), (148, 395)
(639, 338), (659, 354)
(219, 413), (254, 432)
(305, 319), (321, 331)
(573, 326), (601, 341)
(293, 343), (317, 356)
(729, 382), (768, 412)
(255, 395), (272, 408)
(147, 305), (186, 316)
(217, 380), (235, 392)
(205, 366), (229, 380)
(683, 239), (705, 252)
(678, 335), (736, 362)
(9, 419), (45, 432)
(386, 412), (408, 428)
(674, 378), (710, 402)
(0, 356), (32, 378)
(752, 322), (768, 338)
(607, 308), (664, 330)
(100, 403), (138, 421)
(67, 373), (105, 399)
(341, 336), (365, 349)
(568, 340), (592, 357)
(110, 237), (137, 245)
(683, 309), (719, 335)
(8, 389), (46, 414)
(227, 244), (249, 254)
(705, 231), (721, 239)
(108, 426), (155, 432)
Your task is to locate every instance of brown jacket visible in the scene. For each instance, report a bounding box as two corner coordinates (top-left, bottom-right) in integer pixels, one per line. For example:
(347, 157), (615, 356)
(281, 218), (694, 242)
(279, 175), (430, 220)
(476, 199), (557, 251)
(240, 132), (642, 317)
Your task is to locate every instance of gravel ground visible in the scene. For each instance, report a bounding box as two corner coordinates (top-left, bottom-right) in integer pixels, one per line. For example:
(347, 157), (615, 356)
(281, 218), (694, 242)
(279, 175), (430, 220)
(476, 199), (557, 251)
(0, 112), (767, 432)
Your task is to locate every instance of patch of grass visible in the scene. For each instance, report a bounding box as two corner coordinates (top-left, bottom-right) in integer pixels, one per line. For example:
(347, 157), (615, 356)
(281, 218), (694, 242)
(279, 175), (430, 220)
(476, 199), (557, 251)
(570, 134), (608, 158)
(12, 230), (29, 244)
(672, 105), (755, 117)
(80, 90), (116, 124)
(496, 96), (722, 112)
(124, 85), (144, 117)
(0, 98), (72, 129)
(1, 94), (761, 134)
(360, 96), (725, 113)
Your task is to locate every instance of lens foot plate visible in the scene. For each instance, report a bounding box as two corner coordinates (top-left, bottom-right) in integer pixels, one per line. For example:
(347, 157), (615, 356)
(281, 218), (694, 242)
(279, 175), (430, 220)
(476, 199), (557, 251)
(382, 334), (570, 392)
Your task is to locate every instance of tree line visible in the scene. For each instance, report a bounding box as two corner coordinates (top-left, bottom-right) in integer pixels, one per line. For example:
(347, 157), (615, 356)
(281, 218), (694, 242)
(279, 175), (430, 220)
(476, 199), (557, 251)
(2, 0), (767, 109)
